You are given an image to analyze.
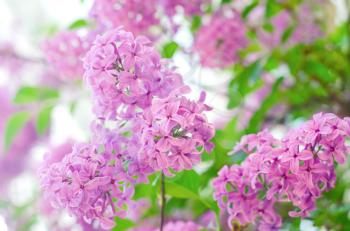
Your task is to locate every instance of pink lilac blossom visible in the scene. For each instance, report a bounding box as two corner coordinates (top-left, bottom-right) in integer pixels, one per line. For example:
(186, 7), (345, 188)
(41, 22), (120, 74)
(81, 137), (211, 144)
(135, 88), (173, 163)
(160, 0), (209, 17)
(89, 0), (159, 37)
(194, 9), (248, 68)
(154, 221), (203, 231)
(39, 142), (134, 230)
(135, 89), (215, 176)
(83, 28), (183, 119)
(42, 31), (93, 80)
(255, 4), (323, 49)
(0, 42), (26, 75)
(41, 28), (214, 229)
(213, 112), (350, 230)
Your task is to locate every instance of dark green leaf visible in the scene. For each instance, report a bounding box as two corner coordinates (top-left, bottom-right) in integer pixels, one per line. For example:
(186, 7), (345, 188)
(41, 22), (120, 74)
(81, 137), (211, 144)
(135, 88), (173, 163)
(242, 0), (259, 19)
(3, 111), (31, 152)
(246, 77), (284, 133)
(305, 60), (336, 83)
(221, 0), (232, 4)
(282, 25), (296, 43)
(228, 61), (263, 109)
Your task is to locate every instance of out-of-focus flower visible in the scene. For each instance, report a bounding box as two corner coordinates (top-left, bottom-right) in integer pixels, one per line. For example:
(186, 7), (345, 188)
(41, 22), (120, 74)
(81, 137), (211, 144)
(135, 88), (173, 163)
(254, 4), (323, 49)
(89, 0), (159, 37)
(160, 0), (209, 18)
(42, 31), (94, 81)
(194, 9), (248, 68)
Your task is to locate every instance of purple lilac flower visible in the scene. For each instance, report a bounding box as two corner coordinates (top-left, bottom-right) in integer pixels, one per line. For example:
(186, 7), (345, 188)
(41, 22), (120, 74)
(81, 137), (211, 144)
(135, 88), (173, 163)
(213, 112), (350, 230)
(42, 31), (94, 80)
(89, 0), (159, 37)
(194, 8), (248, 68)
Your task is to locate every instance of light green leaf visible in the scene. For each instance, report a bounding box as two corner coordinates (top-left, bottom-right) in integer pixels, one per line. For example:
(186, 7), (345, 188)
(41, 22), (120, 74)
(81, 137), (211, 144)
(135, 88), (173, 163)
(161, 41), (179, 58)
(14, 86), (59, 104)
(68, 19), (89, 30)
(36, 105), (53, 135)
(191, 15), (202, 33)
(3, 111), (31, 152)
(166, 182), (199, 199)
(113, 217), (135, 231)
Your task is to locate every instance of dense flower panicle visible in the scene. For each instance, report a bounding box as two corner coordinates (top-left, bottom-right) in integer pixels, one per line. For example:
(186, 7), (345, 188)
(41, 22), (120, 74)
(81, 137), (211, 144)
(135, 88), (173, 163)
(160, 0), (209, 17)
(39, 142), (134, 230)
(89, 0), (159, 36)
(256, 4), (322, 48)
(41, 28), (215, 229)
(136, 89), (215, 175)
(155, 221), (203, 231)
(213, 112), (350, 230)
(42, 31), (93, 80)
(83, 28), (183, 119)
(194, 9), (248, 68)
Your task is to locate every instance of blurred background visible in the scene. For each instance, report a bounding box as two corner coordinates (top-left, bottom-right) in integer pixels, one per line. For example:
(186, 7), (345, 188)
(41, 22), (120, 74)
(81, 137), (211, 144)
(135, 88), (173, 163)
(1, 0), (350, 230)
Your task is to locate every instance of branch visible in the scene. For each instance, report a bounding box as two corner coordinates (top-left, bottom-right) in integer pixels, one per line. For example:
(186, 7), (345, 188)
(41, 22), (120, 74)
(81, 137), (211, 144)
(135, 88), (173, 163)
(160, 172), (166, 231)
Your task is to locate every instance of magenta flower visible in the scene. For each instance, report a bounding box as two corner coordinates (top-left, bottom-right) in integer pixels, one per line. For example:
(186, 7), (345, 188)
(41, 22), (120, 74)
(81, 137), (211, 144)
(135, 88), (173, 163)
(214, 112), (350, 230)
(42, 31), (94, 80)
(194, 8), (248, 68)
(89, 0), (159, 37)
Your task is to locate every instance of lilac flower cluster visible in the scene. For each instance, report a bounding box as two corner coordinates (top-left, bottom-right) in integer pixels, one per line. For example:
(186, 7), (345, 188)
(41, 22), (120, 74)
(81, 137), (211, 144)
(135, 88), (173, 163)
(194, 9), (248, 68)
(42, 31), (93, 80)
(254, 3), (323, 49)
(213, 113), (350, 230)
(83, 28), (183, 119)
(160, 0), (209, 18)
(39, 142), (134, 229)
(136, 89), (215, 175)
(89, 0), (159, 36)
(40, 28), (214, 229)
(155, 221), (203, 231)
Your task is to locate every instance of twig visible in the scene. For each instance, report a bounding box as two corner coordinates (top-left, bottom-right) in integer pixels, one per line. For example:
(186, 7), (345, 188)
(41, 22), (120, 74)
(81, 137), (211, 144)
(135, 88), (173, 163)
(160, 172), (166, 231)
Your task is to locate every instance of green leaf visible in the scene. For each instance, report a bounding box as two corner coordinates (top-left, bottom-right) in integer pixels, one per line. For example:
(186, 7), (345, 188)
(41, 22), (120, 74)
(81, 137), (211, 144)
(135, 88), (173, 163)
(265, 0), (283, 19)
(290, 217), (301, 231)
(262, 23), (274, 33)
(166, 182), (199, 199)
(13, 86), (59, 104)
(227, 61), (263, 109)
(161, 41), (179, 58)
(36, 105), (53, 135)
(68, 19), (89, 30)
(166, 170), (200, 196)
(281, 25), (296, 43)
(242, 0), (259, 19)
(305, 60), (336, 84)
(113, 217), (135, 231)
(3, 111), (31, 152)
(246, 77), (284, 133)
(221, 0), (232, 4)
(191, 15), (202, 33)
